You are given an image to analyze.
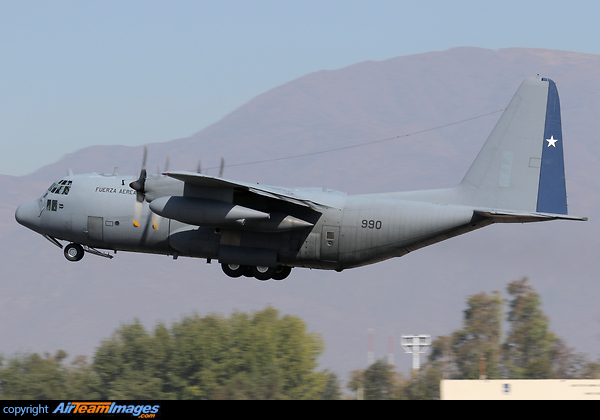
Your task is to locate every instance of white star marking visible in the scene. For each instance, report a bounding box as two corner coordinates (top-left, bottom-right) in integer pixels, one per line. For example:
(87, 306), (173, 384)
(546, 135), (558, 147)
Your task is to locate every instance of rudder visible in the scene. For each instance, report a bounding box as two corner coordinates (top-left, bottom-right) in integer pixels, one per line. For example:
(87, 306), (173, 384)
(536, 78), (567, 214)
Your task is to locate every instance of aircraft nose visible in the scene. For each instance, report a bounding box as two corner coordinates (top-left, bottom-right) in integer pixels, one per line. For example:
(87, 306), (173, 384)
(15, 200), (41, 231)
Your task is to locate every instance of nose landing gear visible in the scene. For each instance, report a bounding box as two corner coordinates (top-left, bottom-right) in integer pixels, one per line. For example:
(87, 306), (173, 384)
(64, 243), (85, 262)
(63, 243), (114, 261)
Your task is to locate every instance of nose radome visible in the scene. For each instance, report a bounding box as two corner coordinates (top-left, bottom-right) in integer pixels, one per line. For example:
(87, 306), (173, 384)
(15, 200), (41, 231)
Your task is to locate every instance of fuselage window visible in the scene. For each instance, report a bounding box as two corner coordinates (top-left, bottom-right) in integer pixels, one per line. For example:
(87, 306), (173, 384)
(46, 199), (59, 211)
(48, 180), (72, 195)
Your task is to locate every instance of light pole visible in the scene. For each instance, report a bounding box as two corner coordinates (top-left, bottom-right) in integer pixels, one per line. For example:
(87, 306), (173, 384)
(401, 334), (431, 371)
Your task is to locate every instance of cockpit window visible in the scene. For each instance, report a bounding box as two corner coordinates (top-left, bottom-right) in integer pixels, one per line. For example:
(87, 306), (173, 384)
(48, 179), (72, 195)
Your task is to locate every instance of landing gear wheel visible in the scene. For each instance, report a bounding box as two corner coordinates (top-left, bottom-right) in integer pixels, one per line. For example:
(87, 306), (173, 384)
(251, 266), (277, 281)
(64, 243), (85, 262)
(272, 266), (292, 280)
(221, 263), (248, 278)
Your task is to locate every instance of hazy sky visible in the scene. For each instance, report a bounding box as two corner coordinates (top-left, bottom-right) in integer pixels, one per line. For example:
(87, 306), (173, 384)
(2, 0), (600, 176)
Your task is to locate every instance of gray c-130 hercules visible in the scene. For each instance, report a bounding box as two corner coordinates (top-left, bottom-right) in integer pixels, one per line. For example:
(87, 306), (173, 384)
(15, 77), (587, 280)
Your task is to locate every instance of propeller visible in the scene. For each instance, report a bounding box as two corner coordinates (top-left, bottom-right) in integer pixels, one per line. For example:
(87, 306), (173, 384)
(130, 147), (148, 227)
(150, 155), (171, 230)
(130, 149), (223, 229)
(164, 155), (170, 173)
(196, 158), (224, 176)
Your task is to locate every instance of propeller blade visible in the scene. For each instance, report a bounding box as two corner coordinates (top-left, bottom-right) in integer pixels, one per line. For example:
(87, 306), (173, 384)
(130, 146), (148, 226)
(133, 200), (143, 228)
(130, 146), (148, 200)
(219, 157), (225, 178)
(151, 214), (161, 230)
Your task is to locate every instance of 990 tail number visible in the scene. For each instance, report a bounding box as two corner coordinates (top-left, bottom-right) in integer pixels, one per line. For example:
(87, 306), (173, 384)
(361, 220), (382, 229)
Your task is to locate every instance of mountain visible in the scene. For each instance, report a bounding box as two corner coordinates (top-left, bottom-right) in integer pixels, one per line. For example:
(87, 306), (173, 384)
(3, 47), (600, 380)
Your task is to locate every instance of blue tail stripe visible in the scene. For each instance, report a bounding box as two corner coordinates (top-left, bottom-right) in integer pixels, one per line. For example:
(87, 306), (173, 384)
(536, 79), (568, 214)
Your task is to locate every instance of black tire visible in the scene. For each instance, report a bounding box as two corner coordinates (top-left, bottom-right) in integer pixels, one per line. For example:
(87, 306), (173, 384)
(272, 266), (292, 280)
(64, 243), (84, 262)
(251, 266), (277, 281)
(221, 263), (247, 278)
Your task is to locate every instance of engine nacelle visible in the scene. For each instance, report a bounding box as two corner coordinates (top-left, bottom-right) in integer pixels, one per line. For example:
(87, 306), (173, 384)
(149, 196), (313, 231)
(150, 196), (268, 227)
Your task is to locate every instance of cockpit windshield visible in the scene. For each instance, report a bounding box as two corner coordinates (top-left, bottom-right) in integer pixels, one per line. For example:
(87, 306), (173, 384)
(48, 179), (72, 195)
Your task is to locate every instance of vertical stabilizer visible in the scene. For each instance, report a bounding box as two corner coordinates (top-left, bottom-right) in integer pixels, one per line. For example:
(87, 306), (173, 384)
(459, 76), (568, 214)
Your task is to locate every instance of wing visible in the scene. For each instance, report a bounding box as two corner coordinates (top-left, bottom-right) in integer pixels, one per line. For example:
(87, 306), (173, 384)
(164, 171), (335, 211)
(148, 171), (336, 231)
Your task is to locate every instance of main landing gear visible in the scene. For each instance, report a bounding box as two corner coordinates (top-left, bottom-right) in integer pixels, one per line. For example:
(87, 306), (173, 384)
(221, 263), (292, 281)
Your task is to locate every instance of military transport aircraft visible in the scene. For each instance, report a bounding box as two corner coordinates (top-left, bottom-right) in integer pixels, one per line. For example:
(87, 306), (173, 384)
(15, 77), (586, 280)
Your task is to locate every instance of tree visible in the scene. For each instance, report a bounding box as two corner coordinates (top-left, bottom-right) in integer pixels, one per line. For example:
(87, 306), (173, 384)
(320, 370), (343, 400)
(452, 291), (503, 379)
(579, 358), (600, 379)
(427, 335), (455, 379)
(502, 277), (563, 378)
(0, 350), (92, 399)
(347, 359), (402, 400)
(426, 291), (503, 381)
(417, 277), (596, 397)
(92, 307), (334, 399)
(93, 319), (164, 399)
(362, 359), (395, 399)
(0, 353), (59, 399)
(63, 355), (102, 399)
(405, 362), (444, 400)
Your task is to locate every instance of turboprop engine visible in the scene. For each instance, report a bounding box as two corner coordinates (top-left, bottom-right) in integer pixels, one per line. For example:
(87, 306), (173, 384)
(149, 196), (313, 231)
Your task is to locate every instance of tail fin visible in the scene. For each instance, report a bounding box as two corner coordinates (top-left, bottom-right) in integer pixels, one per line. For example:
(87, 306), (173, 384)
(460, 76), (569, 214)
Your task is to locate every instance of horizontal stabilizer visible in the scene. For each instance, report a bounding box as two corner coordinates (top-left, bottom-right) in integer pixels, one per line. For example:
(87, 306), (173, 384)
(475, 209), (587, 223)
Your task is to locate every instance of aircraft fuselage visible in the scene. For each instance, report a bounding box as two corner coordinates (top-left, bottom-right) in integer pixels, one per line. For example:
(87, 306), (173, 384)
(16, 172), (483, 274)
